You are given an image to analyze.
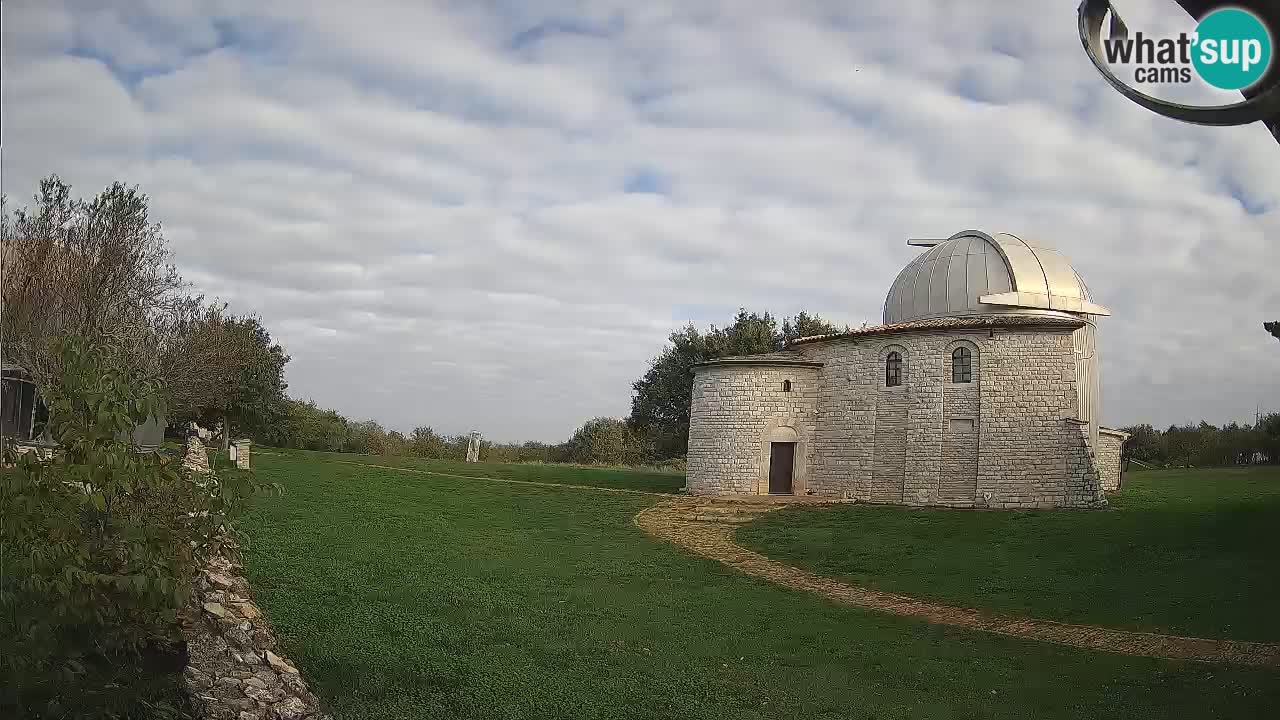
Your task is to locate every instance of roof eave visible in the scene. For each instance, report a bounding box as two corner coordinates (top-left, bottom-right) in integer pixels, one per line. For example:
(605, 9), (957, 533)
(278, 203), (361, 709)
(787, 314), (1087, 347)
(693, 358), (824, 370)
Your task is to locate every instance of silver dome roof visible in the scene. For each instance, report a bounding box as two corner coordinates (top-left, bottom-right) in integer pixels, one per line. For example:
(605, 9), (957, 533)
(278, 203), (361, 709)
(882, 230), (1110, 325)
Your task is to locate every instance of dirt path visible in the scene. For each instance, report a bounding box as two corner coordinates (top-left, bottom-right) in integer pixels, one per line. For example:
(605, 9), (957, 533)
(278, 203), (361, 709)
(635, 496), (1280, 668)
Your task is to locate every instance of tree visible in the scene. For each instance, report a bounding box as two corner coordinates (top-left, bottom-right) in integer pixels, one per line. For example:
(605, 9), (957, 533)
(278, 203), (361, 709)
(1, 176), (251, 418)
(1120, 423), (1163, 464)
(1117, 417), (1278, 468)
(781, 310), (844, 345)
(179, 315), (290, 447)
(384, 430), (409, 456)
(279, 399), (354, 452)
(1267, 321), (1280, 342)
(628, 309), (844, 458)
(0, 337), (269, 716)
(408, 426), (448, 458)
(564, 417), (649, 465)
(628, 324), (714, 459)
(349, 420), (387, 455)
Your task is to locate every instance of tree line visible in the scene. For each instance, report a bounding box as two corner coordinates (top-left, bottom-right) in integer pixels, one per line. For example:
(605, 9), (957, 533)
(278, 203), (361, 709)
(265, 401), (673, 467)
(2, 176), (293, 448)
(240, 308), (846, 466)
(262, 399), (563, 463)
(1121, 416), (1280, 468)
(2, 177), (824, 467)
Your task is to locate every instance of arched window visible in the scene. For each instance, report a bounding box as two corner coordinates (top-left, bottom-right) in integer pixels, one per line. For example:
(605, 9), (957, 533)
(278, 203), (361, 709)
(952, 347), (973, 383)
(885, 351), (902, 387)
(781, 380), (792, 393)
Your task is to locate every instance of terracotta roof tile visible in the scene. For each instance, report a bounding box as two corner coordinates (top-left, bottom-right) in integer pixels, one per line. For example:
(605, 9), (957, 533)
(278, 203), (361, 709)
(788, 314), (1085, 347)
(694, 351), (823, 369)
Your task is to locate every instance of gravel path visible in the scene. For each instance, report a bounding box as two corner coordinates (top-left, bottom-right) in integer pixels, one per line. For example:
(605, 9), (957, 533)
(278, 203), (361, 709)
(634, 496), (1280, 668)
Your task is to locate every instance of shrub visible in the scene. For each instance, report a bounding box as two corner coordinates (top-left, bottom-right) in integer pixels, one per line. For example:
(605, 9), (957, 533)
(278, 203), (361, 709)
(0, 338), (270, 718)
(564, 417), (654, 466)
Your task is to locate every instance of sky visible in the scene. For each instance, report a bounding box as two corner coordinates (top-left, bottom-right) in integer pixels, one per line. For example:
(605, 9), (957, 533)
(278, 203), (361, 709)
(3, 0), (1278, 442)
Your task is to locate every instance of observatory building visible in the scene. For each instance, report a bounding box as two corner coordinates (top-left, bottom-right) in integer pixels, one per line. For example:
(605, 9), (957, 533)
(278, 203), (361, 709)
(685, 230), (1128, 509)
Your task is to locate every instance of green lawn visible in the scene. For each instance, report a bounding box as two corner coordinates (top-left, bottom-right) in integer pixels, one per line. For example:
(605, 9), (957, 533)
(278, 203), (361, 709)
(240, 454), (1279, 719)
(259, 448), (686, 494)
(737, 466), (1280, 642)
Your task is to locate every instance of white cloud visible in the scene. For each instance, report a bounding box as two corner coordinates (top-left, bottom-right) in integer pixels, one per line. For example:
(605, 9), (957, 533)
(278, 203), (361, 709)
(3, 0), (1278, 440)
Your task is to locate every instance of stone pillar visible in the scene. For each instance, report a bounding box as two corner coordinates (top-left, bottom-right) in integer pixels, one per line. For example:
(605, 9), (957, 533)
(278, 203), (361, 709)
(465, 431), (481, 463)
(233, 439), (251, 470)
(183, 436), (211, 474)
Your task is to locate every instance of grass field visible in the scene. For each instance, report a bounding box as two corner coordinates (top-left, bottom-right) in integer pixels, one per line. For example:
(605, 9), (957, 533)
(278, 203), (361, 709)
(241, 453), (1280, 719)
(262, 448), (686, 494)
(737, 466), (1280, 642)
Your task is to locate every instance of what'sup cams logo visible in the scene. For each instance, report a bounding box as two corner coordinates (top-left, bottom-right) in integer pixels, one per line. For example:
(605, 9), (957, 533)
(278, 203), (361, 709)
(1079, 1), (1280, 141)
(1101, 6), (1272, 89)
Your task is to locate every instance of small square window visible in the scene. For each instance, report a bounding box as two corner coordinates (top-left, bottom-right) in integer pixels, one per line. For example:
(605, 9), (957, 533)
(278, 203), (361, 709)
(782, 380), (792, 393)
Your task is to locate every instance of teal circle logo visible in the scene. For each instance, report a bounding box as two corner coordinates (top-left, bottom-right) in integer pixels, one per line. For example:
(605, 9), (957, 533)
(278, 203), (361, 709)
(1191, 8), (1273, 90)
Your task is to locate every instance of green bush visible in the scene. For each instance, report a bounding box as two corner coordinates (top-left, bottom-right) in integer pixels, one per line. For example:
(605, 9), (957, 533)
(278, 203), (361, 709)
(0, 338), (270, 719)
(563, 417), (653, 466)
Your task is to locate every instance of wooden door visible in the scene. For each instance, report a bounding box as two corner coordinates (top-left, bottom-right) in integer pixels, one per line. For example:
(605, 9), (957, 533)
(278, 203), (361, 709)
(768, 442), (795, 494)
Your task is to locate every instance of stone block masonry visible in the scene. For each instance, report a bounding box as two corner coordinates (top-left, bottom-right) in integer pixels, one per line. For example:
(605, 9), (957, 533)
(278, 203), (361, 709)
(687, 324), (1110, 509)
(1097, 428), (1129, 492)
(183, 535), (330, 720)
(234, 439), (251, 470)
(687, 364), (819, 495)
(185, 436), (212, 473)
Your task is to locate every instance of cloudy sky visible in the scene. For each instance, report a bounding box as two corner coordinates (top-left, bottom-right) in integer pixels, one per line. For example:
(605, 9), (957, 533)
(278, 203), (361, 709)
(4, 0), (1278, 442)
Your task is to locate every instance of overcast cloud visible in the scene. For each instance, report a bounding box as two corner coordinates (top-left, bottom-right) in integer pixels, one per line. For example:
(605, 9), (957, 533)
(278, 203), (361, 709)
(3, 0), (1278, 442)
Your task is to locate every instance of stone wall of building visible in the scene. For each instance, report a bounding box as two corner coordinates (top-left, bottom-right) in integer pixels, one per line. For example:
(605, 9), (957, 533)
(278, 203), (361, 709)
(686, 364), (819, 495)
(1060, 420), (1105, 508)
(790, 339), (873, 499)
(687, 325), (1109, 508)
(1097, 428), (1129, 492)
(973, 329), (1102, 509)
(939, 340), (980, 506)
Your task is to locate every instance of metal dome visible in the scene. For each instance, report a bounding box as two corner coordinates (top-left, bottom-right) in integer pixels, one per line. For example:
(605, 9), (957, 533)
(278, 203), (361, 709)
(882, 230), (1111, 325)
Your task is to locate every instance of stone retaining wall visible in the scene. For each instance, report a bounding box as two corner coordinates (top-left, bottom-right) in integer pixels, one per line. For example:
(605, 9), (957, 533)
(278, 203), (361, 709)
(182, 536), (329, 720)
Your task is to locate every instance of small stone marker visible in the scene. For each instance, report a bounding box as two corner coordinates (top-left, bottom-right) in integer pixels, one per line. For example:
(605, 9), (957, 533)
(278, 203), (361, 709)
(183, 436), (211, 473)
(234, 439), (251, 469)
